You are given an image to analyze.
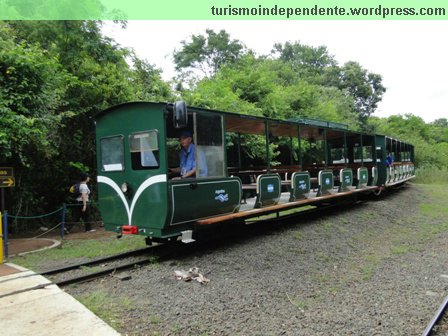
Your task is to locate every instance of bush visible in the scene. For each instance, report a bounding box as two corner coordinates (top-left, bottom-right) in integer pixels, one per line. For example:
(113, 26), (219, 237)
(414, 165), (448, 184)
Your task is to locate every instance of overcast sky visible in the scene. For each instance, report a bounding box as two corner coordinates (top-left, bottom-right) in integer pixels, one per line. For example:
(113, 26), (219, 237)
(102, 20), (448, 123)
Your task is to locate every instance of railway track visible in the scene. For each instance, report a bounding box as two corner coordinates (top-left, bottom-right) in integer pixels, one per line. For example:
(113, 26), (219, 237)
(422, 295), (448, 336)
(42, 243), (177, 287)
(43, 202), (349, 287)
(0, 196), (375, 302)
(1, 198), (366, 295)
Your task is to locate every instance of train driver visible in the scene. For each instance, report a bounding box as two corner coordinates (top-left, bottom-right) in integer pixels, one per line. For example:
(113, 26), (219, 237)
(171, 129), (207, 178)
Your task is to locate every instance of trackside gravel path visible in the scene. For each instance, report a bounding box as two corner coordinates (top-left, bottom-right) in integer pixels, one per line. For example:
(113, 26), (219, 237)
(67, 183), (448, 336)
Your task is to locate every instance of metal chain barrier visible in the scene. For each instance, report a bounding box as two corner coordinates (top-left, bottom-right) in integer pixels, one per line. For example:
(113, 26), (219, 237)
(2, 202), (102, 259)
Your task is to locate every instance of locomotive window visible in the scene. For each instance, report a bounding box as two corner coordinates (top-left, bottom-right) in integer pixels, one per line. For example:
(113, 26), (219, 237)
(130, 131), (160, 170)
(101, 136), (125, 171)
(195, 113), (225, 177)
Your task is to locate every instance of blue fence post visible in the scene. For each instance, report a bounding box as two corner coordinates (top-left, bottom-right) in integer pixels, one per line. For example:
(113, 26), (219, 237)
(3, 211), (8, 259)
(61, 204), (66, 239)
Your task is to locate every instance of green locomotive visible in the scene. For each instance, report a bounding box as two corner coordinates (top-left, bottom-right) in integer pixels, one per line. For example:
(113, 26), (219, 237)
(95, 101), (414, 244)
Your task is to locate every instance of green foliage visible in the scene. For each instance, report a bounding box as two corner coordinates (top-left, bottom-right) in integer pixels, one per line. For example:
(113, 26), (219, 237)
(130, 55), (174, 101)
(369, 114), (448, 170)
(173, 28), (246, 79)
(272, 41), (338, 84)
(338, 61), (386, 124)
(0, 23), (71, 165)
(2, 23), (446, 230)
(414, 165), (448, 184)
(272, 42), (385, 126)
(183, 53), (359, 127)
(1, 21), (174, 228)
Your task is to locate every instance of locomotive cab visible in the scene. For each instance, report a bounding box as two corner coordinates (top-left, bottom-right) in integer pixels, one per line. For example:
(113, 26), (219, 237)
(96, 102), (241, 244)
(96, 102), (169, 241)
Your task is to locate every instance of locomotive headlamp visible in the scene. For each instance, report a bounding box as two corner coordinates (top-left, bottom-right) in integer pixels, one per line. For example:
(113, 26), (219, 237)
(121, 182), (128, 193)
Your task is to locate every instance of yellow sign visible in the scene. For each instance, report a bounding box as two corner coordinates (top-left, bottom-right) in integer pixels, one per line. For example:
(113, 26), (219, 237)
(0, 167), (13, 177)
(0, 177), (15, 188)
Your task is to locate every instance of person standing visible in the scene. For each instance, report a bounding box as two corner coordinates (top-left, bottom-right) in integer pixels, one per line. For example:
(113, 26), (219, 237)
(76, 173), (95, 232)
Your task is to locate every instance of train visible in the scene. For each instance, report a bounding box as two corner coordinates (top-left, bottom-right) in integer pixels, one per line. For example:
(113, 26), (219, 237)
(95, 101), (415, 244)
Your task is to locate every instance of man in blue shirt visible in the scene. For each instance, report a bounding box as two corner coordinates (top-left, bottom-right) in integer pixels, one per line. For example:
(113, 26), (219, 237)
(177, 130), (207, 178)
(386, 150), (393, 167)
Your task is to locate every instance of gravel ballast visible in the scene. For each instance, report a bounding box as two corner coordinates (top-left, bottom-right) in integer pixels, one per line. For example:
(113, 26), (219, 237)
(66, 184), (448, 335)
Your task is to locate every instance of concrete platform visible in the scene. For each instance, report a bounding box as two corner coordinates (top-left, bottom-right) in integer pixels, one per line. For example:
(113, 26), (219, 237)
(0, 263), (120, 336)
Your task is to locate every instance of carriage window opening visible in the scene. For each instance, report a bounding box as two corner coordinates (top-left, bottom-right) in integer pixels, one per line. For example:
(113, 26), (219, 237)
(130, 131), (160, 170)
(353, 143), (362, 162)
(101, 136), (125, 171)
(331, 148), (345, 164)
(362, 146), (373, 162)
(352, 144), (372, 163)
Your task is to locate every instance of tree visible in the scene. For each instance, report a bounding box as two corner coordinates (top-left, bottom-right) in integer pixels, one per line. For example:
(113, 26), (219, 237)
(0, 23), (71, 166)
(272, 41), (338, 84)
(1, 20), (174, 226)
(369, 114), (448, 169)
(130, 55), (174, 101)
(272, 42), (385, 128)
(0, 22), (75, 222)
(182, 54), (358, 126)
(173, 29), (246, 79)
(338, 61), (386, 125)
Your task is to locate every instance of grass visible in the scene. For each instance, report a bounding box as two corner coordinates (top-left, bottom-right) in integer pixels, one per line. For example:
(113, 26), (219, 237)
(245, 205), (315, 223)
(11, 235), (147, 271)
(286, 293), (309, 310)
(414, 166), (448, 184)
(351, 183), (448, 282)
(75, 289), (135, 329)
(316, 251), (332, 263)
(294, 231), (303, 240)
(390, 245), (411, 255)
(148, 315), (162, 324)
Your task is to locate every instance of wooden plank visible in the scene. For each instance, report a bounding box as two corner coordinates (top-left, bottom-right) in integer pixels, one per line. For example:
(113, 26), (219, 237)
(197, 186), (378, 225)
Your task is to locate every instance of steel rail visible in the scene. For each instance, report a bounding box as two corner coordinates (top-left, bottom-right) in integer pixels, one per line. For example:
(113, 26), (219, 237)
(54, 243), (183, 286)
(54, 255), (153, 286)
(45, 198), (367, 286)
(422, 295), (448, 336)
(40, 245), (155, 276)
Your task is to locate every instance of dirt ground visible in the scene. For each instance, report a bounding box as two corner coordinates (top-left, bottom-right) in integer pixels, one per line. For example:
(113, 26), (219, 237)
(7, 225), (114, 256)
(5, 184), (447, 335)
(60, 183), (448, 336)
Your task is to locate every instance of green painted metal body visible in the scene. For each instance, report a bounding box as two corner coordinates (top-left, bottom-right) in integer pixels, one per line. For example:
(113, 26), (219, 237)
(317, 170), (334, 196)
(290, 172), (310, 201)
(96, 103), (243, 239)
(370, 167), (378, 186)
(254, 174), (281, 208)
(375, 135), (387, 185)
(96, 102), (171, 237)
(169, 177), (241, 225)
